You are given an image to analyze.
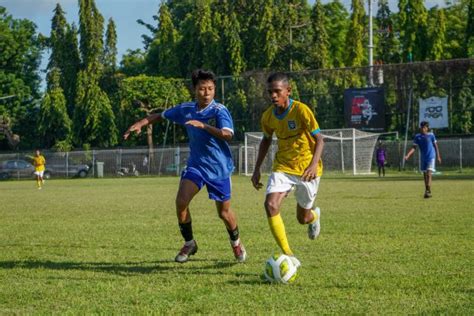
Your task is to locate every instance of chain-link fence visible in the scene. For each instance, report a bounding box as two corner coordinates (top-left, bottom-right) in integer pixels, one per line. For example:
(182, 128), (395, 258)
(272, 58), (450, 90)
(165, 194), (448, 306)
(1, 137), (472, 180)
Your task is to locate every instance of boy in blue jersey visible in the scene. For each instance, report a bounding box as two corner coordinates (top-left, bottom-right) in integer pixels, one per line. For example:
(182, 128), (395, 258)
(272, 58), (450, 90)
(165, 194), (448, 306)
(404, 121), (442, 198)
(124, 69), (246, 263)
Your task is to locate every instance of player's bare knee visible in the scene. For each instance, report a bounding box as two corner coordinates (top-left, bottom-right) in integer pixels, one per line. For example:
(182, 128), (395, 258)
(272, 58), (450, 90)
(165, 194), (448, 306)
(264, 200), (279, 216)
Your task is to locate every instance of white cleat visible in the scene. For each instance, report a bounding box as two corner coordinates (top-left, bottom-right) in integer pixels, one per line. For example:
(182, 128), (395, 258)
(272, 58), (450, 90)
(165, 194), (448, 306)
(308, 207), (321, 240)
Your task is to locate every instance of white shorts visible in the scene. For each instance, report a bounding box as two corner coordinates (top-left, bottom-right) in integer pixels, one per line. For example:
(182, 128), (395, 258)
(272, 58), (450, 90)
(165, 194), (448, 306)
(266, 172), (320, 209)
(34, 170), (44, 177)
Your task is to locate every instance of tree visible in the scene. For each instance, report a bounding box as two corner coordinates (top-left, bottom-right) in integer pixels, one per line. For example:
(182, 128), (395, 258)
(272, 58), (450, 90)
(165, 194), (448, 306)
(73, 69), (117, 147)
(37, 68), (72, 148)
(47, 4), (80, 117)
(79, 0), (104, 70)
(324, 0), (349, 68)
(119, 75), (190, 149)
(0, 6), (42, 148)
(376, 0), (399, 64)
(120, 49), (146, 76)
(345, 0), (366, 67)
(428, 8), (446, 61)
(145, 3), (179, 77)
(309, 0), (330, 69)
(466, 0), (474, 57)
(103, 18), (117, 71)
(213, 0), (245, 76)
(177, 0), (219, 75)
(399, 0), (429, 62)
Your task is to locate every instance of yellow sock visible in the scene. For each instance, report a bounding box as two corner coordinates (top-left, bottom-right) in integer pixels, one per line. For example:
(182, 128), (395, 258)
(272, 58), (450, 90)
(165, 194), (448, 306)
(268, 214), (293, 256)
(36, 179), (41, 188)
(308, 209), (318, 224)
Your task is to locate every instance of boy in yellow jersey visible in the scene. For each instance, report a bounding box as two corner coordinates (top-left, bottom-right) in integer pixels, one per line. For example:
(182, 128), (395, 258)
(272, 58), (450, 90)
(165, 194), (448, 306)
(251, 72), (324, 267)
(32, 149), (46, 189)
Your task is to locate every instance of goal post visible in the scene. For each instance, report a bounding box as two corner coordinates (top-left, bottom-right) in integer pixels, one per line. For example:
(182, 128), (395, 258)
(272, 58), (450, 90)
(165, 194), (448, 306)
(242, 129), (381, 175)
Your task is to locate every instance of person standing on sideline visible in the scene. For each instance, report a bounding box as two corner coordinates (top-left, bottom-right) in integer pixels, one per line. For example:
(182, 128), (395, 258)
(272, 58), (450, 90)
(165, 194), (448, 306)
(376, 140), (386, 177)
(251, 72), (324, 267)
(32, 149), (46, 189)
(404, 121), (442, 198)
(124, 69), (246, 263)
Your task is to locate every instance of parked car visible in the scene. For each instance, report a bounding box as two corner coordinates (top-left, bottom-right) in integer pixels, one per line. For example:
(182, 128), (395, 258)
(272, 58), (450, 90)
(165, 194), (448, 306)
(47, 163), (91, 178)
(0, 159), (51, 180)
(0, 159), (90, 180)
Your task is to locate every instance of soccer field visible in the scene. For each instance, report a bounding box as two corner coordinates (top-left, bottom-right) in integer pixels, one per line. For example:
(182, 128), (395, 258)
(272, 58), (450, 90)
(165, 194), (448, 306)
(0, 174), (472, 314)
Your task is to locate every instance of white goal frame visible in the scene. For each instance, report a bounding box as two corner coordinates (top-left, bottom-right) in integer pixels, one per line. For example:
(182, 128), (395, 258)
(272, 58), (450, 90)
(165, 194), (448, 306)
(243, 128), (389, 176)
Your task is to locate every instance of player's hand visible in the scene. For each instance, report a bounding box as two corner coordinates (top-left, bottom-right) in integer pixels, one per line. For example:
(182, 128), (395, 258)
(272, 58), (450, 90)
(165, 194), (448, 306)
(438, 157), (442, 164)
(302, 166), (317, 182)
(123, 122), (144, 140)
(185, 120), (205, 129)
(251, 170), (263, 190)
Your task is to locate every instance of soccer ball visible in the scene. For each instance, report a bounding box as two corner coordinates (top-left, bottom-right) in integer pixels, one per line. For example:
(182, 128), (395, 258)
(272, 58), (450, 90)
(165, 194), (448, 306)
(264, 254), (298, 284)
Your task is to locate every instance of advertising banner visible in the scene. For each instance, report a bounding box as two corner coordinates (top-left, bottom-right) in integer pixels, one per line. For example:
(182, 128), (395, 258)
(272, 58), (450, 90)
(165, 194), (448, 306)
(344, 88), (385, 132)
(418, 97), (448, 128)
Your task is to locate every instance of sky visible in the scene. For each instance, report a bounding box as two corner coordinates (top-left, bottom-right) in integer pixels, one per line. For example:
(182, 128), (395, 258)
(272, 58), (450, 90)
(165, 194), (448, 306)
(2, 0), (446, 89)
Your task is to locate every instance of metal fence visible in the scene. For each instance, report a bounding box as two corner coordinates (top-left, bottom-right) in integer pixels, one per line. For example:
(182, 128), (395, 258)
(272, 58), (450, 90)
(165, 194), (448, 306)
(0, 137), (472, 180)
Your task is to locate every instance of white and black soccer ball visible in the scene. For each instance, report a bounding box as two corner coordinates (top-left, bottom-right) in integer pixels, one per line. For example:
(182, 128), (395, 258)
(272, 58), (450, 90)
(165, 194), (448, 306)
(264, 254), (298, 284)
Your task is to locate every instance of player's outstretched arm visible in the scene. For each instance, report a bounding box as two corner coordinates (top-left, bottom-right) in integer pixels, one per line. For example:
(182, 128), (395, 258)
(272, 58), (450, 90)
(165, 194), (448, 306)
(404, 146), (416, 161)
(123, 113), (162, 140)
(434, 142), (442, 164)
(251, 136), (272, 190)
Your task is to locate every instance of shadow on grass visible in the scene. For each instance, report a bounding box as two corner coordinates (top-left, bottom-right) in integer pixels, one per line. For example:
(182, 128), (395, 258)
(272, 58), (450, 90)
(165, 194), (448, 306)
(0, 258), (242, 276)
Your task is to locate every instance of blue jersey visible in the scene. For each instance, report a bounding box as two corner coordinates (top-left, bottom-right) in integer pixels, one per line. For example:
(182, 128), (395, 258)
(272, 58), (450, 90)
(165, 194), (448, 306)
(413, 132), (437, 161)
(162, 100), (234, 180)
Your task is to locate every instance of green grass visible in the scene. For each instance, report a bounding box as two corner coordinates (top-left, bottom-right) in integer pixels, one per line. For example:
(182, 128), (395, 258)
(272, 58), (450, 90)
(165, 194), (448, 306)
(0, 175), (473, 314)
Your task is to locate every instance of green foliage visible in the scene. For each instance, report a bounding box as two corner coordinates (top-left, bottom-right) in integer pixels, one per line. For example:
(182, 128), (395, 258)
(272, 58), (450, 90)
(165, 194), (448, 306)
(345, 0), (366, 67)
(119, 49), (146, 77)
(145, 4), (179, 77)
(399, 0), (429, 61)
(79, 0), (104, 70)
(376, 0), (400, 64)
(324, 1), (349, 68)
(309, 0), (330, 69)
(119, 75), (190, 145)
(73, 69), (118, 147)
(47, 4), (80, 117)
(38, 68), (72, 148)
(103, 18), (118, 71)
(427, 8), (447, 61)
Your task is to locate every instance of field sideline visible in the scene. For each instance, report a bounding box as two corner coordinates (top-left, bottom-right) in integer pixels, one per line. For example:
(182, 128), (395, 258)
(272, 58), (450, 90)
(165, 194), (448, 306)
(0, 174), (472, 314)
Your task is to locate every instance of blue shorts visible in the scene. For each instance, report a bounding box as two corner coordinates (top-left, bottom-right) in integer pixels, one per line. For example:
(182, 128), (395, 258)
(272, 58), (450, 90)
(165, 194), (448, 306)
(421, 158), (436, 172)
(181, 167), (231, 202)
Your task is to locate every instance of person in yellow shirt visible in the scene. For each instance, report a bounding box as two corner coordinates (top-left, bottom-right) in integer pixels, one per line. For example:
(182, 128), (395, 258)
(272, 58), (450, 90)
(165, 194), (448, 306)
(251, 72), (324, 267)
(32, 149), (46, 189)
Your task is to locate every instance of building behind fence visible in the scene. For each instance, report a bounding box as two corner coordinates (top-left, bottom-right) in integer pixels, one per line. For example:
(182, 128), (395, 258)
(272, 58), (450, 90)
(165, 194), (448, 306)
(1, 137), (473, 180)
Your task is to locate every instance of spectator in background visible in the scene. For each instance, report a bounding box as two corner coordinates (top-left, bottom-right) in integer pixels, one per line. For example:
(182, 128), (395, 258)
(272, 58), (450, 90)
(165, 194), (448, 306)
(376, 140), (386, 177)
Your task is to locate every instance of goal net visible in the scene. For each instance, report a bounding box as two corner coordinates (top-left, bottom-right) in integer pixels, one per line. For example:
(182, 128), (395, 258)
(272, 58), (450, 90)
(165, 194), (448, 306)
(243, 129), (380, 175)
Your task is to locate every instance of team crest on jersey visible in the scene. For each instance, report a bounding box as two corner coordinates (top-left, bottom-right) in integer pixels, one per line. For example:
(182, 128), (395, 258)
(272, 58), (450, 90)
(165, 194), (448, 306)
(288, 120), (296, 130)
(207, 118), (217, 127)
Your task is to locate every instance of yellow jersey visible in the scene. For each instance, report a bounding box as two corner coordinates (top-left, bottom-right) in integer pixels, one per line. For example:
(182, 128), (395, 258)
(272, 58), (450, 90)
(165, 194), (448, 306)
(261, 99), (323, 177)
(32, 155), (46, 172)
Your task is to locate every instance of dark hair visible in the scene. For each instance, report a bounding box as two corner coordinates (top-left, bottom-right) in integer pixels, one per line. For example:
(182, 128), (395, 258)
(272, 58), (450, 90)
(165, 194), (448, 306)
(267, 72), (290, 85)
(191, 69), (216, 88)
(420, 121), (429, 128)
